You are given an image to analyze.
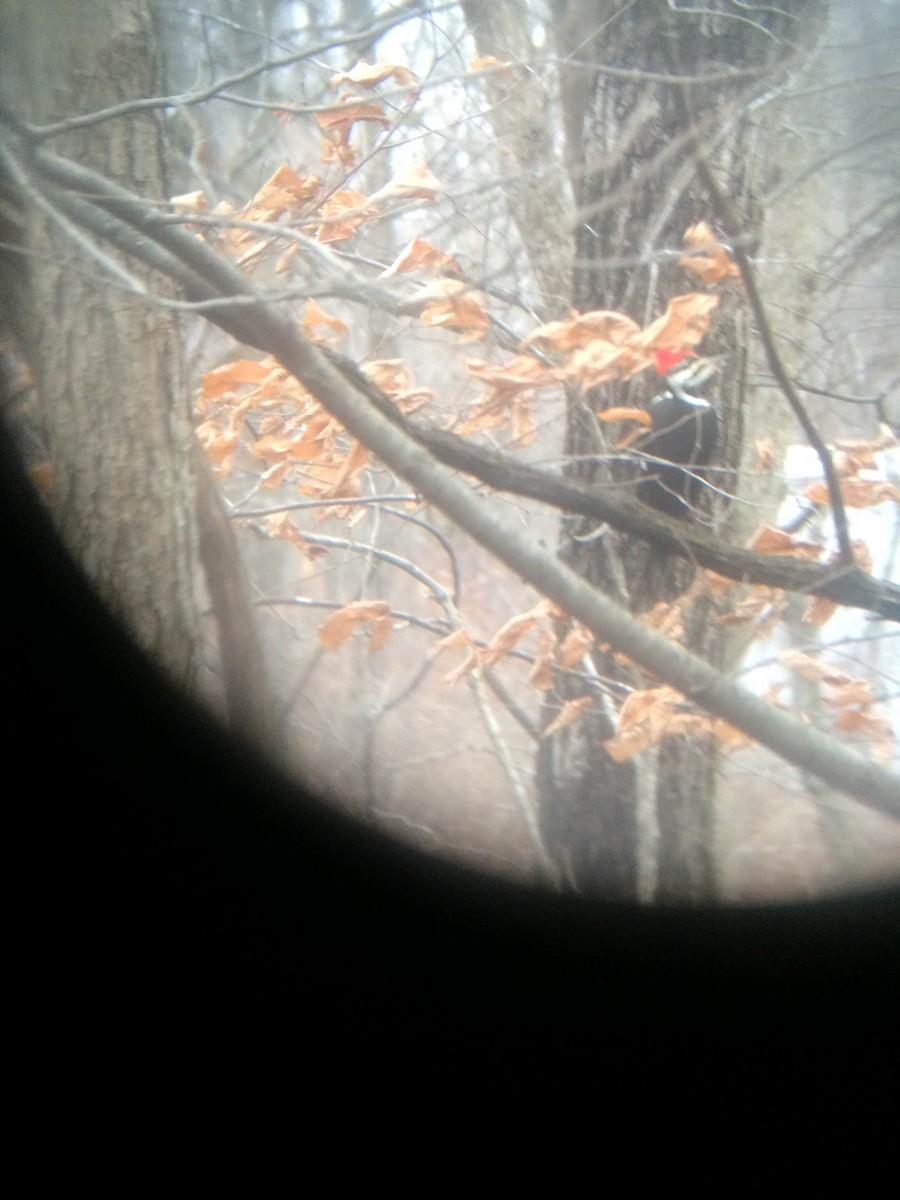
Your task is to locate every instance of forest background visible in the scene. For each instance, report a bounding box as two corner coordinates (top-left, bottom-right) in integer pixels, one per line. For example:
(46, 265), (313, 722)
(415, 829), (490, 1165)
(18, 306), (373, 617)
(1, 0), (898, 904)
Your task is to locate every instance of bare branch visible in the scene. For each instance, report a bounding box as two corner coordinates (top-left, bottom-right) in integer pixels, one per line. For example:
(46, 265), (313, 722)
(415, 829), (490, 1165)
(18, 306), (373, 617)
(11, 2), (457, 142)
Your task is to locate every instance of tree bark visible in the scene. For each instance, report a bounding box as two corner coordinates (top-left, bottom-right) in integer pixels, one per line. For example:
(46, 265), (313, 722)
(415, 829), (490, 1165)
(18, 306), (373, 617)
(538, 0), (828, 901)
(0, 0), (203, 685)
(460, 0), (576, 311)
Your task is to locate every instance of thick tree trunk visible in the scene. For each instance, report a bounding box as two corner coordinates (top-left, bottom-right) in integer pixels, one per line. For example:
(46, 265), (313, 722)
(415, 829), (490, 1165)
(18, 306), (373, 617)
(460, 0), (576, 311)
(1, 1), (202, 685)
(537, 0), (827, 900)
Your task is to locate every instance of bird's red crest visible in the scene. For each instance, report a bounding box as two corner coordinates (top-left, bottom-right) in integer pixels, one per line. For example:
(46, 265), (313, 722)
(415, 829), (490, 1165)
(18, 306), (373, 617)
(654, 348), (695, 375)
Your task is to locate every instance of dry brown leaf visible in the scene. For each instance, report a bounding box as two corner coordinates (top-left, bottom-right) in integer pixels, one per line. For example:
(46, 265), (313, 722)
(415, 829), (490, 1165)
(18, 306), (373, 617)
(710, 718), (754, 751)
(362, 359), (411, 394)
(248, 165), (321, 211)
(195, 422), (238, 474)
(330, 60), (418, 91)
(316, 98), (389, 133)
(833, 708), (896, 763)
(461, 361), (554, 430)
(315, 188), (375, 243)
(380, 237), (461, 277)
(699, 570), (738, 595)
(469, 55), (510, 71)
(825, 679), (875, 709)
(466, 355), (559, 397)
(533, 598), (571, 621)
(443, 649), (481, 686)
(779, 649), (855, 686)
(566, 343), (652, 390)
(542, 696), (594, 738)
(275, 243), (299, 274)
(367, 163), (442, 206)
(754, 436), (775, 472)
(558, 624), (594, 668)
(852, 539), (874, 573)
(603, 723), (656, 762)
(524, 310), (641, 353)
(747, 524), (822, 557)
(802, 595), (838, 628)
(835, 427), (897, 454)
(326, 438), (369, 497)
(804, 477), (900, 508)
(484, 612), (538, 664)
(170, 190), (208, 214)
(263, 513), (328, 558)
(201, 359), (272, 402)
(631, 293), (720, 351)
(679, 221), (741, 284)
(641, 599), (686, 643)
(360, 359), (433, 413)
(528, 630), (558, 690)
(434, 628), (474, 653)
(420, 282), (490, 341)
(301, 298), (348, 343)
(259, 461), (293, 490)
(318, 599), (393, 650)
(511, 397), (538, 445)
(250, 433), (299, 462)
(316, 98), (390, 168)
(834, 447), (879, 474)
(524, 295), (717, 391)
(617, 686), (680, 734)
(369, 614), (394, 653)
(598, 406), (653, 427)
(603, 687), (688, 760)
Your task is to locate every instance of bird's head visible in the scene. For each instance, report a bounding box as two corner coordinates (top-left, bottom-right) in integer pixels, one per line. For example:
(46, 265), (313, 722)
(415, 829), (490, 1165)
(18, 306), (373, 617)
(665, 353), (727, 398)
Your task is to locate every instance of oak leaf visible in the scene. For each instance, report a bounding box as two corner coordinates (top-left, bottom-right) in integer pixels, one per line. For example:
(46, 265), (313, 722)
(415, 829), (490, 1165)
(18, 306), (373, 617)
(748, 525), (822, 557)
(301, 298), (348, 344)
(542, 696), (594, 738)
(558, 624), (594, 669)
(804, 477), (900, 508)
(419, 280), (490, 341)
(483, 612), (538, 664)
(679, 221), (740, 284)
(330, 60), (418, 91)
(380, 237), (461, 277)
(528, 630), (558, 690)
(318, 600), (393, 651)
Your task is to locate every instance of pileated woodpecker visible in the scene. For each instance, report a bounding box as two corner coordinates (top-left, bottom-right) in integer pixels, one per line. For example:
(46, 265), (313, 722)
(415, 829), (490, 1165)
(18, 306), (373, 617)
(635, 354), (723, 518)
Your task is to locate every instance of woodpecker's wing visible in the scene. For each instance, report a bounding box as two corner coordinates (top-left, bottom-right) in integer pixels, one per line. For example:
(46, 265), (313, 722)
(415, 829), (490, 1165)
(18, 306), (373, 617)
(642, 392), (718, 467)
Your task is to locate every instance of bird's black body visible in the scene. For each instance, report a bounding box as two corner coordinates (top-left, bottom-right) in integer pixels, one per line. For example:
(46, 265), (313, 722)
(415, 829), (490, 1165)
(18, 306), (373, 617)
(635, 357), (721, 518)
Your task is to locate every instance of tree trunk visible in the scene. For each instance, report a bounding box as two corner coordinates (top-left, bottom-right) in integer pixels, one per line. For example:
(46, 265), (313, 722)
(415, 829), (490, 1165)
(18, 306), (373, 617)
(0, 1), (201, 685)
(460, 0), (576, 311)
(537, 0), (827, 901)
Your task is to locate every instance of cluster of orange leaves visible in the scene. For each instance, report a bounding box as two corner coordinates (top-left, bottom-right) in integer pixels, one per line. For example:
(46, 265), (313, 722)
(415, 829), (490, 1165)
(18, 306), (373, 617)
(424, 550), (894, 762)
(805, 427), (900, 511)
(461, 290), (721, 441)
(678, 221), (742, 285)
(195, 324), (431, 524)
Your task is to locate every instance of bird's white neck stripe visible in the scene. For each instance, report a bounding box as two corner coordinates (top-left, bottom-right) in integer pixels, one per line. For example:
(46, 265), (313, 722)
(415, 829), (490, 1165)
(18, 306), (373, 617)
(667, 392), (711, 408)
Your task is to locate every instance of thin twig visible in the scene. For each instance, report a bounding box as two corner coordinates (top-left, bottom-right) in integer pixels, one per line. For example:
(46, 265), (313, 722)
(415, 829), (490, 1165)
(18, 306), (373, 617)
(663, 44), (856, 563)
(9, 2), (456, 142)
